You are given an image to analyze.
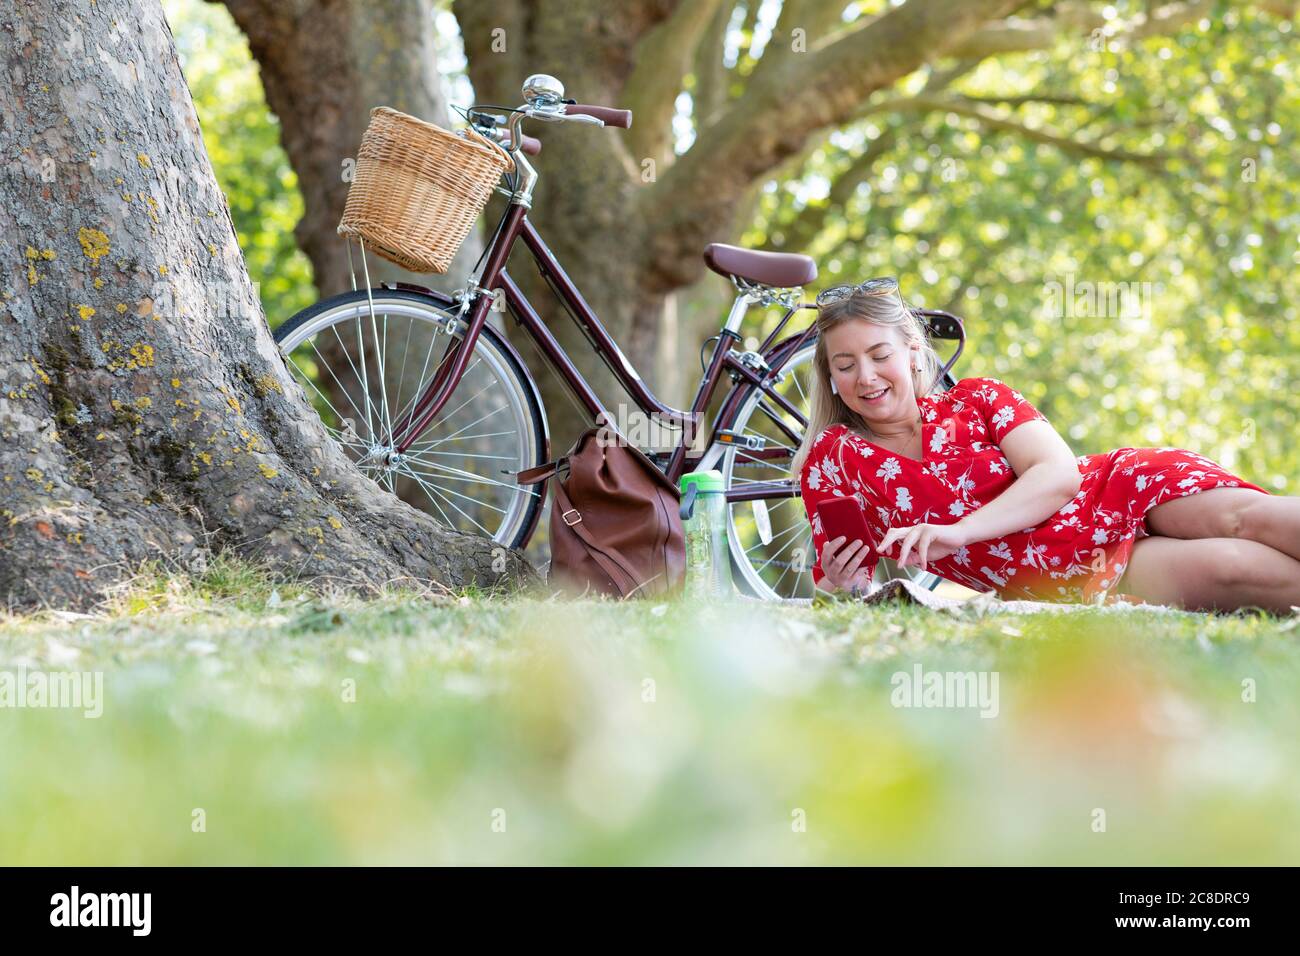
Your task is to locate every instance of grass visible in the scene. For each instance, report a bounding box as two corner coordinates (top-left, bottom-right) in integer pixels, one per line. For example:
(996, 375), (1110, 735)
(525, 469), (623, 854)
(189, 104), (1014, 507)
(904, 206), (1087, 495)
(2, 557), (1298, 865)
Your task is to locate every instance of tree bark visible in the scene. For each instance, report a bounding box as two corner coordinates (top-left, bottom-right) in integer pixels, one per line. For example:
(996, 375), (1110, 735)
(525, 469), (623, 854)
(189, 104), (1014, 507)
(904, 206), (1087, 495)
(0, 0), (537, 610)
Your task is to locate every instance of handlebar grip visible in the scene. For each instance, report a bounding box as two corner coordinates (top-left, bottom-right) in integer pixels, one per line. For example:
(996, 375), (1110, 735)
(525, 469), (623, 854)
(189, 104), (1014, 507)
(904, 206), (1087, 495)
(502, 131), (542, 156)
(563, 103), (633, 129)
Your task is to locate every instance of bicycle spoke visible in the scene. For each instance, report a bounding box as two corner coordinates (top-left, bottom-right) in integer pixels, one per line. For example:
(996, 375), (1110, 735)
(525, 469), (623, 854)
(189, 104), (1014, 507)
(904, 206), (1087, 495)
(305, 339), (375, 442)
(388, 353), (486, 446)
(358, 247), (396, 446)
(399, 456), (538, 498)
(398, 467), (497, 536)
(773, 558), (793, 593)
(728, 473), (783, 485)
(393, 315), (416, 416)
(754, 529), (810, 575)
(755, 398), (802, 445)
(327, 321), (377, 435)
(407, 428), (516, 452)
(369, 313), (396, 444)
(397, 371), (494, 445)
(396, 468), (509, 514)
(389, 353), (483, 438)
(791, 368), (808, 407)
(406, 449), (519, 462)
(288, 352), (370, 444)
(398, 469), (455, 527)
(414, 406), (511, 449)
(352, 315), (377, 443)
(743, 520), (802, 556)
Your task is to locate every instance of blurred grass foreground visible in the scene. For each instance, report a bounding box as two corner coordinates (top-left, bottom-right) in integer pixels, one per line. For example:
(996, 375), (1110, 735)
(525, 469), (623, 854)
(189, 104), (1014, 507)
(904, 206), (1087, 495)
(2, 562), (1298, 865)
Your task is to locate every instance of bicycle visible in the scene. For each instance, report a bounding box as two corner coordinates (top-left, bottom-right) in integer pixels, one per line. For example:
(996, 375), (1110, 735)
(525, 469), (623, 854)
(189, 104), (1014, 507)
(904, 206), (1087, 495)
(272, 74), (968, 601)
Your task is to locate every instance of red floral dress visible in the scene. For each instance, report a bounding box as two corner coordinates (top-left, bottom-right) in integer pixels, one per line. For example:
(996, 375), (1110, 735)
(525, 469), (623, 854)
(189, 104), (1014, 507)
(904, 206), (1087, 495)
(800, 377), (1272, 604)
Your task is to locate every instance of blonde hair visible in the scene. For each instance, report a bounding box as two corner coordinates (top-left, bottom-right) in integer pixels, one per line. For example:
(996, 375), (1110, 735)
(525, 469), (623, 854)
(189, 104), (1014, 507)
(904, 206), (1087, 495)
(790, 288), (943, 478)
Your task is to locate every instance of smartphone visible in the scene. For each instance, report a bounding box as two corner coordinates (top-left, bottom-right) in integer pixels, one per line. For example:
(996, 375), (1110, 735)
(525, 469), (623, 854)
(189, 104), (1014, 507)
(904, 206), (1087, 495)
(816, 496), (875, 554)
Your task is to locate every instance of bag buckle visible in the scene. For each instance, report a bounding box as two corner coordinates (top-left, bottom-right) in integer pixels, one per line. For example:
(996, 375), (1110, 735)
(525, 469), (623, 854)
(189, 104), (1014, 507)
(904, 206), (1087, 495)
(561, 508), (582, 526)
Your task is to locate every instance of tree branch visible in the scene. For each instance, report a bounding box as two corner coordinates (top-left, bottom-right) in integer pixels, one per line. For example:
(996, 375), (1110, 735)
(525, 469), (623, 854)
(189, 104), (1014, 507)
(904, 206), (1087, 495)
(758, 56), (985, 255)
(642, 0), (1023, 292)
(946, 0), (1287, 58)
(452, 0), (527, 106)
(624, 0), (725, 165)
(692, 1), (736, 132)
(951, 92), (1090, 107)
(735, 0), (762, 65)
(1130, 0), (1215, 40)
(758, 0), (859, 75)
(947, 4), (1104, 58)
(762, 125), (900, 253)
(879, 94), (1170, 166)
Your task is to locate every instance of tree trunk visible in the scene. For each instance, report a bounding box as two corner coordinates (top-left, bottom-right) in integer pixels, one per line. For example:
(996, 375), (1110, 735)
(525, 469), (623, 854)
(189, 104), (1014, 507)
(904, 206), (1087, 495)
(0, 0), (537, 610)
(450, 0), (684, 453)
(214, 0), (491, 515)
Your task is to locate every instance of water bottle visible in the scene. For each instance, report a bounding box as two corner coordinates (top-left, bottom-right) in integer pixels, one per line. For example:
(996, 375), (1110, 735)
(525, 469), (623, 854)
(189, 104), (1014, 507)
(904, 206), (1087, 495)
(678, 469), (734, 599)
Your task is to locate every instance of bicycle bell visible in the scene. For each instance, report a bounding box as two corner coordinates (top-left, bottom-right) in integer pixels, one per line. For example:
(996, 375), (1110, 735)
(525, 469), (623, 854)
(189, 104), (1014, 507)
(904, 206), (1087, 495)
(522, 74), (565, 110)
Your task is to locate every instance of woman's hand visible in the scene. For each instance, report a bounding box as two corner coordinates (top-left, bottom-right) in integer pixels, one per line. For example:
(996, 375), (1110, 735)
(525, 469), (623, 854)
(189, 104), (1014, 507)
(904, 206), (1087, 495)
(878, 522), (970, 573)
(819, 536), (875, 593)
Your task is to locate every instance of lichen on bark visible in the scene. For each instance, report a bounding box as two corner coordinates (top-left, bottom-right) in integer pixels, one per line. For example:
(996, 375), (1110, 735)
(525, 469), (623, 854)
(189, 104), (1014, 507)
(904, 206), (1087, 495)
(0, 0), (537, 610)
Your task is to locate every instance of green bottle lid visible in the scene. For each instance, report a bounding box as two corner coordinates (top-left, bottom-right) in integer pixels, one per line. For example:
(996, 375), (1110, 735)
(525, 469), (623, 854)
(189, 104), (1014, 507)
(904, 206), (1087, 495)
(679, 469), (724, 494)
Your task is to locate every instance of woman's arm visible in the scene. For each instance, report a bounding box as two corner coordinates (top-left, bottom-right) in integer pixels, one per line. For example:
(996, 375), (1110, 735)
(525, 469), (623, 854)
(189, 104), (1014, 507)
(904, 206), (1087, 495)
(880, 379), (1082, 569)
(955, 419), (1081, 544)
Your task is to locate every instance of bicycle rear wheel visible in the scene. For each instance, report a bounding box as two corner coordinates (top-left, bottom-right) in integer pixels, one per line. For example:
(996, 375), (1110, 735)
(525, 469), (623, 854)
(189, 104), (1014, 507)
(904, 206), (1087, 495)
(273, 289), (547, 548)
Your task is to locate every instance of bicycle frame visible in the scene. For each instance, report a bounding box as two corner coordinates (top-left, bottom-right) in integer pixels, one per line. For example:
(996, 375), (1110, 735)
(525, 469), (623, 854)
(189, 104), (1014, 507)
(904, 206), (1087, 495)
(383, 202), (809, 487)
(379, 158), (966, 512)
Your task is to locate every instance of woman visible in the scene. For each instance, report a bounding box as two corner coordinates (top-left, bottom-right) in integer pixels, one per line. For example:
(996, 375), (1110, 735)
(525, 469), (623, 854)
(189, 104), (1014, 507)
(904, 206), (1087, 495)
(792, 278), (1300, 614)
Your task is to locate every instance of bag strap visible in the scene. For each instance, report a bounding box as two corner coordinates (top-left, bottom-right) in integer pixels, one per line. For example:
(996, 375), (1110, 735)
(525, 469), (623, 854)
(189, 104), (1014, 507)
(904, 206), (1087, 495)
(514, 460), (560, 485)
(551, 480), (642, 596)
(514, 453), (575, 485)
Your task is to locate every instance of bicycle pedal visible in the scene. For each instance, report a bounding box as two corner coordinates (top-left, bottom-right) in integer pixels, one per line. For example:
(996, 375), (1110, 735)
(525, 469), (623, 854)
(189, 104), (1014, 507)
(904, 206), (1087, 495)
(716, 430), (766, 451)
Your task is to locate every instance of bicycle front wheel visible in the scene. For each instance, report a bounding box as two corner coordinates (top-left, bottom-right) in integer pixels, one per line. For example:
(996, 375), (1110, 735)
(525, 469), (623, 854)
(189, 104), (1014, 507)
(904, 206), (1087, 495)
(274, 289), (547, 548)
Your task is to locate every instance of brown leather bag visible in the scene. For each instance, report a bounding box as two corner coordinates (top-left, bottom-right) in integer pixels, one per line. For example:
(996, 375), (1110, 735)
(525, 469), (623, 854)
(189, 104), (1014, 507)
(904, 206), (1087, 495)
(515, 427), (685, 599)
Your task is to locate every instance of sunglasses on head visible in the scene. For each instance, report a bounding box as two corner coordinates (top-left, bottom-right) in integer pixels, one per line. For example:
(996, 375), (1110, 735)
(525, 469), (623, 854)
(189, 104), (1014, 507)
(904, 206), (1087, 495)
(815, 276), (900, 308)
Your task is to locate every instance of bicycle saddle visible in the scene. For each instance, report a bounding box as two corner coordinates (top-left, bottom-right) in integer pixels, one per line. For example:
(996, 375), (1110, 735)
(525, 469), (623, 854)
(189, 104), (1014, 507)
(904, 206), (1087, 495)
(703, 243), (817, 288)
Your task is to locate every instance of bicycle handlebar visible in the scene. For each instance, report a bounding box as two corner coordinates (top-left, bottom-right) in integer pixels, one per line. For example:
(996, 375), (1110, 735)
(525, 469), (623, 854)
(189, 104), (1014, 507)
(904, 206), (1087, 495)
(563, 103), (632, 128)
(500, 130), (543, 156)
(492, 99), (631, 160)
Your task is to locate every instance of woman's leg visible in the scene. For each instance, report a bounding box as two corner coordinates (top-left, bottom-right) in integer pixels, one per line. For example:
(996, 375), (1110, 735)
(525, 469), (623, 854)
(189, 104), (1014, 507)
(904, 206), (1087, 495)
(1146, 488), (1300, 562)
(1114, 534), (1300, 615)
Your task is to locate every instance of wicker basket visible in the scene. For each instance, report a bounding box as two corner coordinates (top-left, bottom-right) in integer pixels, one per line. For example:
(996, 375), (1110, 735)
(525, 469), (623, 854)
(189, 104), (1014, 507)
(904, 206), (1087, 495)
(337, 106), (514, 274)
